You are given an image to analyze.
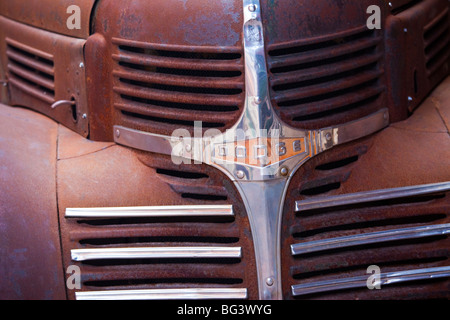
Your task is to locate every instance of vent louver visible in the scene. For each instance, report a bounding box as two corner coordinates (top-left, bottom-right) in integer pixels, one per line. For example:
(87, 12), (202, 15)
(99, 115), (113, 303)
(111, 38), (245, 136)
(267, 26), (386, 130)
(423, 7), (450, 80)
(6, 38), (55, 105)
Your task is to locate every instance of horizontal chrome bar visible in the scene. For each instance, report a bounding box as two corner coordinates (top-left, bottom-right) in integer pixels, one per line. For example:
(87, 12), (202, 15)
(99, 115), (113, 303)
(71, 246), (242, 261)
(291, 223), (450, 256)
(291, 266), (450, 297)
(65, 204), (233, 218)
(76, 288), (248, 300)
(295, 181), (450, 212)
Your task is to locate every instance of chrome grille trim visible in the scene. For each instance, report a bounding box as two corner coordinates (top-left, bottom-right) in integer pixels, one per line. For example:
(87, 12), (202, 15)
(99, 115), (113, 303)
(291, 223), (450, 256)
(291, 266), (450, 297)
(76, 288), (248, 300)
(65, 204), (234, 218)
(295, 181), (450, 212)
(71, 247), (242, 262)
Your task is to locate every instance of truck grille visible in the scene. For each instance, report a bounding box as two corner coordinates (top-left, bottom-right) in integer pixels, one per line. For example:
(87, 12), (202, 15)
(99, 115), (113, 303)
(267, 26), (385, 130)
(281, 144), (450, 299)
(112, 38), (245, 136)
(6, 38), (55, 105)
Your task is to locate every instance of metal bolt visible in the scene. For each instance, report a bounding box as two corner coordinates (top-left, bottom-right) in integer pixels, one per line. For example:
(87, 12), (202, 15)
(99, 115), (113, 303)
(115, 129), (120, 138)
(236, 170), (245, 179)
(248, 4), (256, 12)
(254, 96), (262, 104)
(79, 62), (84, 68)
(325, 132), (332, 141)
(266, 277), (274, 286)
(280, 167), (288, 176)
(82, 113), (87, 119)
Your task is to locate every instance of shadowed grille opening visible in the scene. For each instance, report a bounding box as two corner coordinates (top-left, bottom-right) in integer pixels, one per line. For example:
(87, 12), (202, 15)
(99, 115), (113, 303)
(267, 27), (386, 130)
(111, 38), (245, 136)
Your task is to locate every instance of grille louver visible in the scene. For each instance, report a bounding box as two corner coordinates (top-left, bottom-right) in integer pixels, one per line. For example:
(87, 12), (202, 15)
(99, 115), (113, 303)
(62, 153), (257, 300)
(423, 7), (450, 80)
(282, 181), (450, 299)
(111, 38), (245, 136)
(267, 26), (386, 130)
(65, 204), (255, 300)
(6, 38), (55, 105)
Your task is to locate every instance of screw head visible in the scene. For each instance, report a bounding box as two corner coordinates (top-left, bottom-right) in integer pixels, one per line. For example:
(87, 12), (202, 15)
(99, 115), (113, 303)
(325, 132), (332, 141)
(236, 170), (245, 179)
(248, 4), (256, 12)
(266, 277), (274, 286)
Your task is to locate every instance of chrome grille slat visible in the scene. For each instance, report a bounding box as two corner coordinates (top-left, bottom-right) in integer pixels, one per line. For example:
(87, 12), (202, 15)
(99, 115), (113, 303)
(71, 246), (242, 262)
(66, 204), (234, 218)
(76, 288), (248, 300)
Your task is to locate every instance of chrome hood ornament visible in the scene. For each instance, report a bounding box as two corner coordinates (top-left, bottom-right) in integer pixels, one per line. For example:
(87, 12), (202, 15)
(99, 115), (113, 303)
(113, 0), (389, 299)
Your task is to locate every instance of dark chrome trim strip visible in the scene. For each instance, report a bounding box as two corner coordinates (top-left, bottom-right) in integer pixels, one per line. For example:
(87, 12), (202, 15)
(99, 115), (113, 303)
(291, 266), (450, 296)
(291, 223), (450, 256)
(295, 182), (450, 212)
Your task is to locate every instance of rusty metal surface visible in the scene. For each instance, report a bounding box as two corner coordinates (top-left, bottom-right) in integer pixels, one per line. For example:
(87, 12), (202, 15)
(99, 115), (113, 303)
(0, 103), (66, 300)
(56, 126), (258, 300)
(0, 16), (89, 137)
(281, 77), (450, 299)
(0, 0), (95, 39)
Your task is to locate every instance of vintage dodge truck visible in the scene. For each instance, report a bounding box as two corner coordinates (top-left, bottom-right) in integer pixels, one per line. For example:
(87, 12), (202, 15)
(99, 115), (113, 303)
(0, 0), (449, 300)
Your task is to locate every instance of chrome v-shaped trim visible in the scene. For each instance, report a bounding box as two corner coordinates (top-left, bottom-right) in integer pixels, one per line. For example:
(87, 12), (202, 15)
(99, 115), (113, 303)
(113, 0), (389, 299)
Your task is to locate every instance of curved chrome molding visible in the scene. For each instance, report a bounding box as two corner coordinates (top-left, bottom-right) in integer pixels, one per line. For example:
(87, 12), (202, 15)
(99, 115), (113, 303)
(296, 181), (450, 212)
(65, 204), (233, 218)
(75, 288), (248, 300)
(71, 247), (242, 262)
(291, 266), (450, 297)
(291, 223), (450, 256)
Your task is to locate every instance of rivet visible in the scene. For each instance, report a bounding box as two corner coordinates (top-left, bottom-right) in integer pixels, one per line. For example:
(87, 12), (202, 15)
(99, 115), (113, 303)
(79, 62), (84, 68)
(325, 132), (332, 141)
(82, 113), (87, 119)
(280, 167), (288, 176)
(115, 129), (120, 138)
(248, 4), (256, 12)
(254, 96), (262, 104)
(266, 277), (274, 286)
(236, 170), (245, 179)
(185, 144), (192, 152)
